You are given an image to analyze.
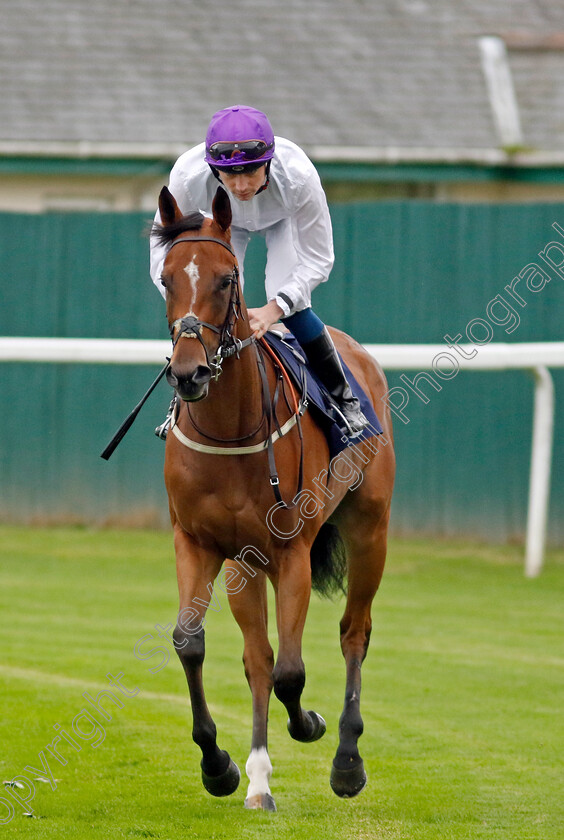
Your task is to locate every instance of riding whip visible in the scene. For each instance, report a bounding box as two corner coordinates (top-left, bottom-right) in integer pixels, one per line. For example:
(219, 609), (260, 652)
(100, 360), (170, 460)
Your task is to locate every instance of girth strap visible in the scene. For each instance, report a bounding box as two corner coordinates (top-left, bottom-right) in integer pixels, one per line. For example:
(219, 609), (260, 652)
(255, 342), (304, 509)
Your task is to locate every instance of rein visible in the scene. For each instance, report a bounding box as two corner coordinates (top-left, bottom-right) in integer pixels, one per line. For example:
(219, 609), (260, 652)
(167, 234), (305, 509)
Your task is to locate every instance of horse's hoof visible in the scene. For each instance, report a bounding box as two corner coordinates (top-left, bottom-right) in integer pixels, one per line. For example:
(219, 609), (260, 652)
(244, 793), (277, 812)
(287, 710), (326, 743)
(330, 759), (367, 798)
(201, 756), (240, 797)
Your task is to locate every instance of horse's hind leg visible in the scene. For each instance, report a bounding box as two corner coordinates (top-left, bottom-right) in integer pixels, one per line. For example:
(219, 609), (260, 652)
(172, 526), (240, 797)
(331, 499), (391, 798)
(225, 563), (276, 811)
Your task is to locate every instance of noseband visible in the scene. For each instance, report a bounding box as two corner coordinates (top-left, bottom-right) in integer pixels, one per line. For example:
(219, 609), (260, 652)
(167, 235), (254, 379)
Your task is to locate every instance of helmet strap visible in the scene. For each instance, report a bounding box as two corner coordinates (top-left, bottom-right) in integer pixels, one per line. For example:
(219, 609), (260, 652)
(254, 160), (271, 195)
(209, 164), (222, 183)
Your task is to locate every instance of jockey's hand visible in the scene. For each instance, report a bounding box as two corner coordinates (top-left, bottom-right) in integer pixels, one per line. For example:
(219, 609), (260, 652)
(248, 300), (285, 339)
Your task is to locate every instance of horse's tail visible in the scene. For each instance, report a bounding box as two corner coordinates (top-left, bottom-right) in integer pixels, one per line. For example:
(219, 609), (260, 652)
(310, 522), (347, 599)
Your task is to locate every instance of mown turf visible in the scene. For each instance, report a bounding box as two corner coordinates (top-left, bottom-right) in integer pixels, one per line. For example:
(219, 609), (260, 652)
(0, 527), (562, 839)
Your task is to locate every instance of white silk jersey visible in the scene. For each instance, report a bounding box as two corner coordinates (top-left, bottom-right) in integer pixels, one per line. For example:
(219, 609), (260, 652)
(149, 137), (334, 317)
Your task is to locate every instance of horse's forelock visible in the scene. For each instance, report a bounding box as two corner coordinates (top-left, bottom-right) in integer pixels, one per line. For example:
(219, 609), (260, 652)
(150, 211), (205, 245)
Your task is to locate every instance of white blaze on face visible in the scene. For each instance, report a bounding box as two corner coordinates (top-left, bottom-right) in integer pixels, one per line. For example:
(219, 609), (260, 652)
(184, 256), (199, 308)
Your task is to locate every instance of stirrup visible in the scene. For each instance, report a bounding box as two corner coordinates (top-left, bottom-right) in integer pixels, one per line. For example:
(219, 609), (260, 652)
(332, 401), (369, 440)
(155, 396), (177, 440)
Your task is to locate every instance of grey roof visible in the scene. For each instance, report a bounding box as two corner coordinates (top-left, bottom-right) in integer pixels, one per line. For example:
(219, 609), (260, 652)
(2, 0), (564, 155)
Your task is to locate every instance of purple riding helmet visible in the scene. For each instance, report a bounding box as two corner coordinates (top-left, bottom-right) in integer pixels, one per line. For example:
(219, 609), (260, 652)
(204, 105), (275, 170)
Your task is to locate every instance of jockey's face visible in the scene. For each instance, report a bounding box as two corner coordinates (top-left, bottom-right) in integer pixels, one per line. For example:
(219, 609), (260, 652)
(216, 165), (267, 202)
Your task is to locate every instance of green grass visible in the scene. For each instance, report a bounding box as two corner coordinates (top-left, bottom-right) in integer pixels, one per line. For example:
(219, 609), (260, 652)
(0, 526), (563, 839)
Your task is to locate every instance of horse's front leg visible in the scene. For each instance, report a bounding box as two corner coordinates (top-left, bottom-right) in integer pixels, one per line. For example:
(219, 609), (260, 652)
(172, 525), (240, 797)
(272, 545), (326, 744)
(225, 563), (276, 811)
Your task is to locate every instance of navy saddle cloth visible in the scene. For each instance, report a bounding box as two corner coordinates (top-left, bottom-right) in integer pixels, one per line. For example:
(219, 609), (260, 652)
(262, 331), (383, 459)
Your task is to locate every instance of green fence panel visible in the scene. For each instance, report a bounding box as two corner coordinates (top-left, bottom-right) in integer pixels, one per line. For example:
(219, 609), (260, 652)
(318, 202), (564, 544)
(0, 204), (562, 544)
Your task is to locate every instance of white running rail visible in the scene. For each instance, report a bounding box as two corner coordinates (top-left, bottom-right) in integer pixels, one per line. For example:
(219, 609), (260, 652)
(1, 337), (562, 577)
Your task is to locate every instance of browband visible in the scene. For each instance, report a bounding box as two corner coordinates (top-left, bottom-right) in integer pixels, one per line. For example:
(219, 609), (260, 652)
(167, 236), (236, 258)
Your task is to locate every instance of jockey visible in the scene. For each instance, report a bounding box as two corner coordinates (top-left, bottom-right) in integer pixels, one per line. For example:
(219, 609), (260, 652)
(150, 104), (368, 439)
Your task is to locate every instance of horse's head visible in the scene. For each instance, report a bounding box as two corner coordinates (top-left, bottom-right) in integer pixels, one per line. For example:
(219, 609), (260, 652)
(153, 186), (243, 402)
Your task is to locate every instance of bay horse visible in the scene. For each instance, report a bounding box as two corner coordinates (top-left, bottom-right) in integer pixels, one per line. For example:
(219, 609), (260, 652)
(153, 185), (395, 811)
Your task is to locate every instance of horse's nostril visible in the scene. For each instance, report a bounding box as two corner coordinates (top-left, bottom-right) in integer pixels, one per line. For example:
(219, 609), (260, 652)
(192, 365), (212, 387)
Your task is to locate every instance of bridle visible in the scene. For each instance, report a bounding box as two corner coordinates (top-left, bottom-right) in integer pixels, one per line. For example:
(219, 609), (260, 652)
(167, 235), (254, 381)
(165, 233), (305, 509)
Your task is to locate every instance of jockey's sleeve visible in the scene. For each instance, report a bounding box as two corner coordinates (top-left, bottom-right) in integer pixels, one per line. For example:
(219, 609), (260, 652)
(270, 169), (334, 317)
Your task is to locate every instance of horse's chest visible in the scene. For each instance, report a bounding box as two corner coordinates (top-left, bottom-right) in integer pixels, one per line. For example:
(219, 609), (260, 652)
(169, 467), (268, 550)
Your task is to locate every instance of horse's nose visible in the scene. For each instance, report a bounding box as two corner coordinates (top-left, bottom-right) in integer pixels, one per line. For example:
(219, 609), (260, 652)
(167, 363), (212, 401)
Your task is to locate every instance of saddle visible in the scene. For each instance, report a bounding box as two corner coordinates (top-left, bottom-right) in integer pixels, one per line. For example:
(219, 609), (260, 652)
(262, 329), (382, 460)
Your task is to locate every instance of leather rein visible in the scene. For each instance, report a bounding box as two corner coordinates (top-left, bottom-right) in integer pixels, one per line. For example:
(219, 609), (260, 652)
(166, 234), (305, 509)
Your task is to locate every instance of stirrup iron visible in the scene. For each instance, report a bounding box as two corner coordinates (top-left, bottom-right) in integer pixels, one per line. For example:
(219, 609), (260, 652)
(155, 395), (177, 440)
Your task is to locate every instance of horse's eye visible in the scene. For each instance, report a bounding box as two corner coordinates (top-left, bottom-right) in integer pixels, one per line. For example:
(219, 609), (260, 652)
(219, 276), (232, 291)
(160, 274), (171, 290)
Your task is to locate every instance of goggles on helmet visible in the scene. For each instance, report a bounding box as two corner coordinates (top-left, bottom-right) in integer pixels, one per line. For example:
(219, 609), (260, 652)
(207, 139), (274, 163)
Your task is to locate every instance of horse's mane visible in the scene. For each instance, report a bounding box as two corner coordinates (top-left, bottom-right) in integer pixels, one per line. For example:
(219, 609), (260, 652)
(150, 211), (205, 245)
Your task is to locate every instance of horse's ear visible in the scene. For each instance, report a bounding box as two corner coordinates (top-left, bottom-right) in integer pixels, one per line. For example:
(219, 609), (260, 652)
(212, 186), (232, 232)
(158, 186), (183, 227)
